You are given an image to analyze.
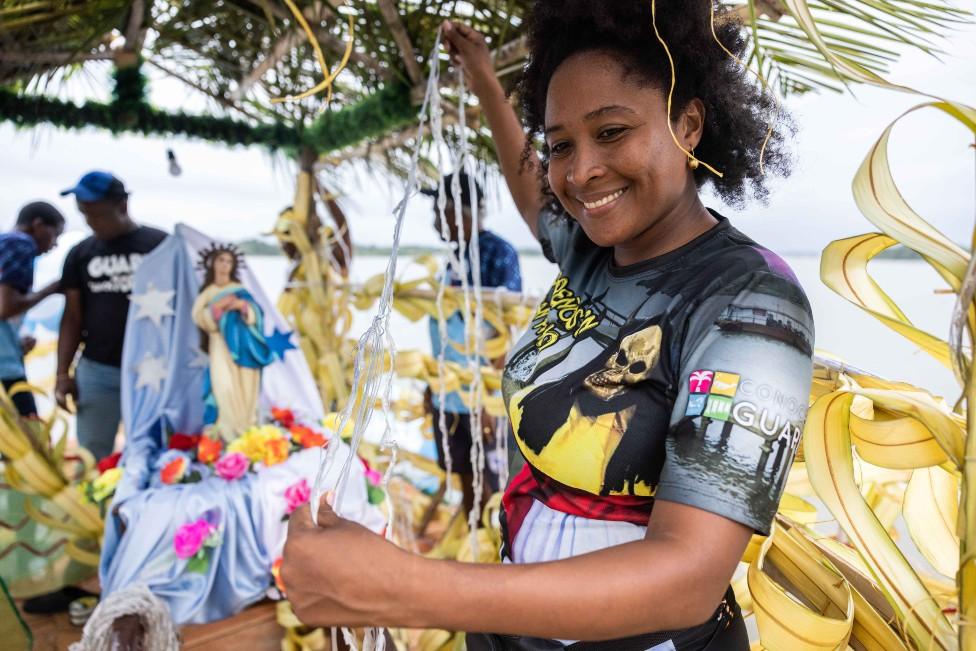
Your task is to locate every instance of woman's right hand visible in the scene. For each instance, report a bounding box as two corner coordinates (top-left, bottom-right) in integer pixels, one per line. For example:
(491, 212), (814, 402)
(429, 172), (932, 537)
(441, 21), (500, 100)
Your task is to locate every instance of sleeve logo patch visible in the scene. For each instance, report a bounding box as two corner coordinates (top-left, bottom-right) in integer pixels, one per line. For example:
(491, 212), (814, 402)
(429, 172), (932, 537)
(684, 369), (805, 454)
(689, 369), (741, 398)
(686, 370), (741, 421)
(703, 395), (734, 421)
(689, 370), (714, 393)
(710, 372), (740, 397)
(685, 394), (708, 417)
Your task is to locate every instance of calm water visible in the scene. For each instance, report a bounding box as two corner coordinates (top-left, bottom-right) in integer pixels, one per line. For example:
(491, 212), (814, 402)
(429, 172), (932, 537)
(24, 251), (960, 431)
(304, 253), (961, 402)
(23, 249), (950, 581)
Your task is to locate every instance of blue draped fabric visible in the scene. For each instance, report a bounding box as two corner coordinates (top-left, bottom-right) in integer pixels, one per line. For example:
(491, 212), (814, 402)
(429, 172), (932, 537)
(211, 286), (274, 370)
(100, 224), (379, 625)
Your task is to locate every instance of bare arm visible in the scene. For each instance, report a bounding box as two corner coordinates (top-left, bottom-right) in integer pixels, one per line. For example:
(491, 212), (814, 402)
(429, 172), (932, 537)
(283, 498), (750, 639)
(442, 21), (545, 239)
(0, 280), (59, 320)
(55, 288), (82, 411)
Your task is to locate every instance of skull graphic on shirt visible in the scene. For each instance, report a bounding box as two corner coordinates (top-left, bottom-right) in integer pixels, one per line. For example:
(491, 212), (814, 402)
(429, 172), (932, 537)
(584, 324), (663, 400)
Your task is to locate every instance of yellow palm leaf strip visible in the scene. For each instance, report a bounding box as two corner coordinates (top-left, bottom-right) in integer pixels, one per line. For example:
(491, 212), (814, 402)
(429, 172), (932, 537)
(747, 523), (853, 649)
(821, 233), (953, 369)
(804, 390), (955, 649)
(801, 523), (911, 651)
(850, 412), (948, 470)
(853, 102), (974, 289)
(22, 498), (92, 539)
(851, 385), (964, 470)
(272, 8), (356, 105)
(64, 539), (101, 567)
(960, 313), (976, 650)
(650, 0), (722, 177)
(904, 466), (960, 578)
(275, 0), (330, 99)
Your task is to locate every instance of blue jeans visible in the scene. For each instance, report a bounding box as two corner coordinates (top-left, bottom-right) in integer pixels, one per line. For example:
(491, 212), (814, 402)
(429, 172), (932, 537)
(75, 357), (122, 461)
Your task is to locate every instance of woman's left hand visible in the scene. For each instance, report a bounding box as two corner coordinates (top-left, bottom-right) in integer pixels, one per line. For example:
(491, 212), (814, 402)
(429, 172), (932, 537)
(281, 495), (409, 628)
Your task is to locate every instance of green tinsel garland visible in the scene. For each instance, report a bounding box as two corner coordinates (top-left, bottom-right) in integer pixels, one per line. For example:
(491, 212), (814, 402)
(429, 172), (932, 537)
(0, 63), (418, 155)
(304, 83), (416, 153)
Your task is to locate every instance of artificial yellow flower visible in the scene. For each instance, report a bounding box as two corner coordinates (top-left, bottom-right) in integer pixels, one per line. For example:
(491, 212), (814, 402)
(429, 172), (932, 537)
(92, 467), (123, 502)
(263, 437), (290, 467)
(228, 425), (289, 464)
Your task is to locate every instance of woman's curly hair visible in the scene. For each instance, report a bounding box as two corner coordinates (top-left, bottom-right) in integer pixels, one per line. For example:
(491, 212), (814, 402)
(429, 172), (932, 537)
(513, 0), (794, 207)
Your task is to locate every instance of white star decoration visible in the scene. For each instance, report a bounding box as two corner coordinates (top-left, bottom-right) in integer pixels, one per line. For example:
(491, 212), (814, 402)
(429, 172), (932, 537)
(135, 354), (168, 393)
(131, 283), (175, 329)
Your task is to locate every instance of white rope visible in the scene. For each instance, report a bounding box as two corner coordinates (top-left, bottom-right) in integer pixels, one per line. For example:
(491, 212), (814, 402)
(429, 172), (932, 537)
(69, 585), (179, 651)
(493, 286), (509, 488)
(311, 28), (444, 516)
(431, 54), (456, 485)
(456, 74), (488, 555)
(309, 29), (446, 651)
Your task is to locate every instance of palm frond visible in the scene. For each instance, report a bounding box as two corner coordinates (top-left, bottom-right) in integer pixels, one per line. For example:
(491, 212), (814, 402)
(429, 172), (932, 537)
(734, 0), (972, 95)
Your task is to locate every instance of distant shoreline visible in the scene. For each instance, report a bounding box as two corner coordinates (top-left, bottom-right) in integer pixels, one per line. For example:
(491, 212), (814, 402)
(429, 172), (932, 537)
(237, 239), (928, 260)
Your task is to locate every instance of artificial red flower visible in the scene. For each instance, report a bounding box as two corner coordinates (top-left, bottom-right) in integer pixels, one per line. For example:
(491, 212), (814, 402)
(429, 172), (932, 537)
(270, 407), (295, 428)
(169, 433), (201, 451)
(289, 425), (326, 449)
(197, 435), (223, 464)
(97, 451), (122, 473)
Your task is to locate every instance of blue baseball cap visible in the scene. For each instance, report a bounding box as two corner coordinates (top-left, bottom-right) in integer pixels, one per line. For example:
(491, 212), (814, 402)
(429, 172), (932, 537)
(60, 171), (129, 202)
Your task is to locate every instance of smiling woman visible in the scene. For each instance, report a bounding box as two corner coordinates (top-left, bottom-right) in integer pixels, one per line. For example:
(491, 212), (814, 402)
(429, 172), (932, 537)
(280, 2), (813, 650)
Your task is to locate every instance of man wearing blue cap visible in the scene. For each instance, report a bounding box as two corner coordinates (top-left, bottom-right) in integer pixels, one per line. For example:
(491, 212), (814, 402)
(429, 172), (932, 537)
(56, 171), (166, 460)
(0, 202), (65, 416)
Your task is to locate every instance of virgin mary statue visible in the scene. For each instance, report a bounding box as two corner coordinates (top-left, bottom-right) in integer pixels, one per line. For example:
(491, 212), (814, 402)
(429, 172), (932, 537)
(191, 244), (274, 441)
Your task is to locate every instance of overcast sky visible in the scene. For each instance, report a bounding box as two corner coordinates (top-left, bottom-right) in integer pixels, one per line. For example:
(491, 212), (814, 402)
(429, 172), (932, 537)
(2, 20), (973, 257)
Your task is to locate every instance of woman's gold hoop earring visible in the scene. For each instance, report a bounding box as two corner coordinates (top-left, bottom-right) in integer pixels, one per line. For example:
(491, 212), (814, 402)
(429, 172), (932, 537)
(687, 149), (700, 170)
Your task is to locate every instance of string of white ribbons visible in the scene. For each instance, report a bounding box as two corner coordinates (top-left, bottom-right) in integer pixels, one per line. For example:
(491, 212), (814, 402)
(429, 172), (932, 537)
(309, 28), (447, 651)
(456, 75), (488, 554)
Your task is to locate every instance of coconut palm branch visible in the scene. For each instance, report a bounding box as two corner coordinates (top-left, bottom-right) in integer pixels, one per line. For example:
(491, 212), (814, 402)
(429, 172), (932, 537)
(0, 1), (970, 163)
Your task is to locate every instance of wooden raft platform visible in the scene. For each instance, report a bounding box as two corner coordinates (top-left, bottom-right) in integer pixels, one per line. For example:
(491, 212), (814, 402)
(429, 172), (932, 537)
(20, 600), (284, 650)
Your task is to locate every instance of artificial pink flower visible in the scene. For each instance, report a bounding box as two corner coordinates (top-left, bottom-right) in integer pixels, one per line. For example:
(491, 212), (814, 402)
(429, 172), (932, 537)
(360, 457), (383, 486)
(174, 519), (213, 559)
(284, 479), (311, 515)
(215, 452), (248, 481)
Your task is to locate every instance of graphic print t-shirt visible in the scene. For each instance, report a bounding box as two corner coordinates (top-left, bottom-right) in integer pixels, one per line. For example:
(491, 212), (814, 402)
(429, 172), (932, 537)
(61, 226), (167, 367)
(501, 210), (815, 564)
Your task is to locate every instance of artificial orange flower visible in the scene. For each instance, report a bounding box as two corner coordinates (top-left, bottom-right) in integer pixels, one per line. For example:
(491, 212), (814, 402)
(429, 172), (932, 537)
(197, 435), (223, 464)
(263, 437), (290, 467)
(271, 557), (285, 593)
(290, 425), (326, 449)
(161, 456), (187, 485)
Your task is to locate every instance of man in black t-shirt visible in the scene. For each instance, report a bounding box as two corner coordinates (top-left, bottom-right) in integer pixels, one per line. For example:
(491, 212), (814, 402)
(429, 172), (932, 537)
(56, 171), (167, 460)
